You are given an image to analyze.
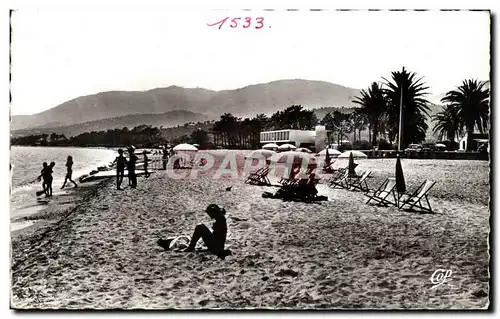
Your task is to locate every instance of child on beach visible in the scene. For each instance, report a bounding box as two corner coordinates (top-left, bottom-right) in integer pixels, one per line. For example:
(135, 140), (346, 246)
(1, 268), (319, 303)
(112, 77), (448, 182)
(127, 147), (139, 188)
(113, 149), (127, 190)
(143, 151), (150, 178)
(61, 156), (78, 189)
(157, 204), (232, 260)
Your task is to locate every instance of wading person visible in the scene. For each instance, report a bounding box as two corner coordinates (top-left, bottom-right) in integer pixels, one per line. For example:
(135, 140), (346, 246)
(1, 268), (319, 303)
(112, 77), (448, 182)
(113, 149), (127, 190)
(37, 162), (49, 196)
(61, 155), (78, 189)
(45, 162), (55, 197)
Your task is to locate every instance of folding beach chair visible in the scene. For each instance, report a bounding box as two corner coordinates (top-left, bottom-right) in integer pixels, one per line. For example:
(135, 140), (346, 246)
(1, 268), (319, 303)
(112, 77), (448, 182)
(245, 167), (271, 186)
(365, 177), (398, 206)
(323, 160), (336, 174)
(329, 169), (350, 189)
(348, 170), (372, 192)
(398, 180), (436, 213)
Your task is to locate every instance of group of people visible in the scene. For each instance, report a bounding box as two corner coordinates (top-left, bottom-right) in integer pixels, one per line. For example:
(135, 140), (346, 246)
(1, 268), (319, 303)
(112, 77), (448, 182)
(113, 146), (152, 190)
(37, 156), (77, 197)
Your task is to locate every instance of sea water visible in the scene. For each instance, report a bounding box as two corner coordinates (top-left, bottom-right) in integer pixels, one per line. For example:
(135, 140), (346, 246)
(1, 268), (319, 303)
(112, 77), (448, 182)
(10, 146), (117, 223)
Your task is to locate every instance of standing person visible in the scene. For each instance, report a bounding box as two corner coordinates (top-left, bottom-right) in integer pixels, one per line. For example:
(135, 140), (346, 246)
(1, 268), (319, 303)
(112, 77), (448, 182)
(113, 149), (127, 190)
(37, 162), (49, 196)
(162, 144), (169, 170)
(61, 156), (78, 189)
(127, 147), (139, 188)
(45, 162), (55, 197)
(142, 151), (151, 178)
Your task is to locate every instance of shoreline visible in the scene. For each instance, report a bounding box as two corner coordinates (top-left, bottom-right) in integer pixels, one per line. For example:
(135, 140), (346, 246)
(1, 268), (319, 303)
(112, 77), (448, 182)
(11, 178), (113, 244)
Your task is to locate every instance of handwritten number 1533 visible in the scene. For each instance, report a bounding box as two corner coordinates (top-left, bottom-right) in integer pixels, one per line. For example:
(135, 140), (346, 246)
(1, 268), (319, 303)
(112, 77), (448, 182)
(207, 17), (265, 29)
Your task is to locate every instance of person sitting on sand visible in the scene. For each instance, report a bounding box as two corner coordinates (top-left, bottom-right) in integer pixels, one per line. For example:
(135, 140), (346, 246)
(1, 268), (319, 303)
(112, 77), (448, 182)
(157, 204), (232, 259)
(142, 151), (150, 178)
(61, 155), (78, 189)
(113, 149), (127, 190)
(127, 147), (139, 188)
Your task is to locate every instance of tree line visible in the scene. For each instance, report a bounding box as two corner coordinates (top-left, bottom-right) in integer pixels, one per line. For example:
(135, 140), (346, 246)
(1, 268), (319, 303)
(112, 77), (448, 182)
(353, 67), (489, 151)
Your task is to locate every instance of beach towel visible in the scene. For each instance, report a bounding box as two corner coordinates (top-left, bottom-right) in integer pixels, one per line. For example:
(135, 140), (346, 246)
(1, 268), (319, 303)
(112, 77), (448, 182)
(157, 235), (204, 251)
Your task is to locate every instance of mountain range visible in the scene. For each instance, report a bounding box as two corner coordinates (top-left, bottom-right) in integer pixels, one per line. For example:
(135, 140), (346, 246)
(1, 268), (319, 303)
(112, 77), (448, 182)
(11, 79), (361, 135)
(11, 78), (451, 139)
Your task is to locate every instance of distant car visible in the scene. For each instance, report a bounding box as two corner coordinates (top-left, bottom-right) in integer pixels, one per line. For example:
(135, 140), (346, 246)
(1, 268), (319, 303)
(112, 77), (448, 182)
(421, 143), (436, 152)
(404, 144), (422, 153)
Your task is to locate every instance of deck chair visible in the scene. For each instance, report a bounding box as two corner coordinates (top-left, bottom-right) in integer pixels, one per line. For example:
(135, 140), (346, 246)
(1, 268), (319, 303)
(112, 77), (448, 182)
(365, 177), (398, 206)
(279, 167), (301, 186)
(348, 170), (372, 192)
(398, 180), (436, 213)
(329, 169), (350, 189)
(323, 160), (336, 174)
(245, 167), (271, 186)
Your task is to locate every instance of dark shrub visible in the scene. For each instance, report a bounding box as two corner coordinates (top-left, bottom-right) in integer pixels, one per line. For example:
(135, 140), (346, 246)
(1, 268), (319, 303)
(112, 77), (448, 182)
(338, 142), (352, 152)
(352, 140), (372, 150)
(377, 139), (394, 150)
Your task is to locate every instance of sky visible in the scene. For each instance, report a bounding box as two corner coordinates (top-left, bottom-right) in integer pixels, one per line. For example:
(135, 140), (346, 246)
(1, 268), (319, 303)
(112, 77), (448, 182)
(10, 9), (490, 115)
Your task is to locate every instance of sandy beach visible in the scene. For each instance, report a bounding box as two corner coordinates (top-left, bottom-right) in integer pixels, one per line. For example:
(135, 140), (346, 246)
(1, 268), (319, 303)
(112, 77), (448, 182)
(10, 151), (490, 309)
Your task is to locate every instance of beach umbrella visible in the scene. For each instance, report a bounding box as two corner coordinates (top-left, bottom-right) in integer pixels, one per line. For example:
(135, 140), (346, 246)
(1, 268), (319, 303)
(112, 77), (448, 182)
(245, 149), (276, 159)
(262, 143), (279, 150)
(338, 150), (368, 159)
(395, 155), (406, 193)
(318, 148), (342, 157)
(173, 143), (198, 151)
(278, 143), (297, 151)
(296, 147), (312, 153)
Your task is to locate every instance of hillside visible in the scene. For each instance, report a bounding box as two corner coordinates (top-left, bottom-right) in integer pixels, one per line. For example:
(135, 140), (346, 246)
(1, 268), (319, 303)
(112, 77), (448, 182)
(11, 79), (360, 131)
(11, 110), (211, 138)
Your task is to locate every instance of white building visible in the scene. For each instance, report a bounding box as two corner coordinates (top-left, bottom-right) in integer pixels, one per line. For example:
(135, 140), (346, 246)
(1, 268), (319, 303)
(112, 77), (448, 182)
(260, 126), (329, 152)
(458, 133), (489, 152)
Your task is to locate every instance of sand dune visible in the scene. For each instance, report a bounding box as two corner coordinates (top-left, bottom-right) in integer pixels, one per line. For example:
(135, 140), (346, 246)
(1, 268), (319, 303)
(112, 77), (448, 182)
(11, 152), (489, 309)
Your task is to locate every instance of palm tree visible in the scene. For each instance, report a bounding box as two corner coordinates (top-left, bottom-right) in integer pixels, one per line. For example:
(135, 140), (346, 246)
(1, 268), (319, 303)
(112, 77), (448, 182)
(440, 79), (489, 151)
(353, 82), (387, 146)
(432, 104), (462, 143)
(383, 67), (431, 149)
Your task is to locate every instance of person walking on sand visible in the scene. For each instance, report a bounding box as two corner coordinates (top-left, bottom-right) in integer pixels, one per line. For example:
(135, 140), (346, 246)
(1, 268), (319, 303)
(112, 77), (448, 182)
(113, 149), (127, 190)
(61, 156), (78, 189)
(142, 151), (151, 178)
(127, 147), (139, 188)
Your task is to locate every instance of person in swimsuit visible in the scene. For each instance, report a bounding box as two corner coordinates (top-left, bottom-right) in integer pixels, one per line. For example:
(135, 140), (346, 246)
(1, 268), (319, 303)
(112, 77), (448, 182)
(61, 155), (78, 189)
(45, 162), (55, 197)
(113, 149), (127, 190)
(37, 162), (49, 196)
(127, 147), (138, 188)
(185, 204), (231, 259)
(143, 151), (150, 178)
